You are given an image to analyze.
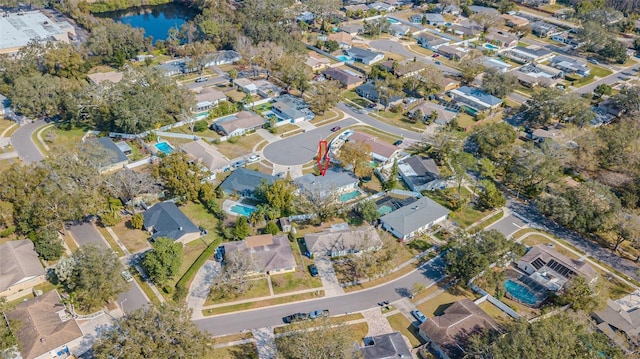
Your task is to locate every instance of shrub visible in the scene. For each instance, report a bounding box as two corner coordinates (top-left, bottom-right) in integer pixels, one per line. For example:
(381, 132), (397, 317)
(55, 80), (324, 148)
(193, 120), (208, 132)
(130, 213), (144, 229)
(101, 211), (122, 227)
(227, 136), (239, 144)
(265, 221), (279, 235)
(0, 226), (16, 237)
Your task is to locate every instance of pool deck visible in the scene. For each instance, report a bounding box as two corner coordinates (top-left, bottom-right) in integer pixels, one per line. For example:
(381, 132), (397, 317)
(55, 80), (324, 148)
(223, 199), (257, 217)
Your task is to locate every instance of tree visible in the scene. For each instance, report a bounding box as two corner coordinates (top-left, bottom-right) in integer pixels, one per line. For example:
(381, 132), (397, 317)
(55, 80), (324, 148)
(557, 276), (608, 312)
(358, 200), (380, 223)
(593, 83), (613, 98)
(255, 179), (297, 217)
(0, 296), (17, 359)
(481, 69), (517, 98)
(142, 237), (183, 285)
(156, 152), (207, 202)
(185, 41), (214, 74)
(307, 81), (341, 115)
(84, 19), (147, 67)
(209, 251), (258, 299)
(32, 229), (65, 260)
(106, 169), (157, 211)
(69, 244), (128, 311)
(498, 0), (517, 13)
(471, 12), (502, 33)
(233, 216), (250, 240)
(324, 40), (340, 53)
(296, 189), (340, 224)
(478, 180), (506, 209)
(612, 213), (640, 252)
(383, 159), (399, 190)
(505, 143), (563, 198)
(54, 256), (76, 284)
(265, 221), (279, 235)
(130, 213), (144, 229)
(458, 50), (485, 83)
(472, 122), (516, 162)
(275, 318), (362, 359)
(93, 304), (210, 359)
(338, 141), (372, 178)
(450, 150), (477, 194)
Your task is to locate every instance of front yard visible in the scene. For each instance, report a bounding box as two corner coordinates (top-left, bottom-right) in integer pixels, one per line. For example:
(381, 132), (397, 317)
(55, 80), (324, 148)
(215, 133), (261, 159)
(205, 277), (271, 305)
(111, 217), (151, 253)
(386, 312), (425, 347)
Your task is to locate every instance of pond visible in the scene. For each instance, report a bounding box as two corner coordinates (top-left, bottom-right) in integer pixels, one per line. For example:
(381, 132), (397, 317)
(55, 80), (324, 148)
(95, 3), (198, 44)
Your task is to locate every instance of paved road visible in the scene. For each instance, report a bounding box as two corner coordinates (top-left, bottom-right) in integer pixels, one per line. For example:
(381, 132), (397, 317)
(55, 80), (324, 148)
(195, 257), (446, 336)
(67, 222), (108, 248)
(184, 75), (229, 90)
(576, 62), (640, 94)
(368, 39), (461, 77)
(487, 213), (528, 238)
(11, 120), (46, 163)
(337, 102), (423, 141)
(117, 278), (150, 314)
(262, 118), (357, 166)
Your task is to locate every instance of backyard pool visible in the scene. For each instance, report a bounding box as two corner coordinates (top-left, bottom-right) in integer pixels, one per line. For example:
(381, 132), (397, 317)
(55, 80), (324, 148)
(230, 204), (256, 217)
(339, 190), (361, 202)
(336, 55), (354, 64)
(155, 141), (174, 155)
(504, 279), (542, 306)
(483, 43), (500, 50)
(377, 205), (393, 215)
(387, 18), (400, 24)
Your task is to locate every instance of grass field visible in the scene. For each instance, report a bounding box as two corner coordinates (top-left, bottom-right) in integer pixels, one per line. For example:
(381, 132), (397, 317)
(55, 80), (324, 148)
(386, 313), (425, 347)
(210, 343), (258, 359)
(205, 278), (271, 306)
(216, 133), (260, 159)
(270, 270), (323, 295)
(111, 217), (150, 253)
(416, 290), (471, 317)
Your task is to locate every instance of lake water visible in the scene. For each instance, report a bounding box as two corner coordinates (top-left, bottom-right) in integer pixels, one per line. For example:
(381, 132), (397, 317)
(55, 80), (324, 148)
(96, 3), (198, 43)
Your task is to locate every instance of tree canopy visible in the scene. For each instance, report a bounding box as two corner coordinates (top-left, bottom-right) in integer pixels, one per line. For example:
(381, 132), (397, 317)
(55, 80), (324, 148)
(142, 237), (184, 285)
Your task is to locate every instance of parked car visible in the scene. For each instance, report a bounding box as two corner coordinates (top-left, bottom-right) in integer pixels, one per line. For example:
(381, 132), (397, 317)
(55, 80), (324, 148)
(247, 154), (261, 163)
(195, 77), (207, 83)
(121, 270), (134, 283)
(435, 61), (442, 65)
(214, 246), (225, 262)
(412, 310), (427, 323)
(309, 309), (330, 319)
(232, 160), (245, 169)
(283, 313), (308, 323)
(331, 126), (341, 132)
(393, 140), (403, 146)
(432, 53), (440, 58)
(587, 57), (599, 64)
(308, 264), (319, 277)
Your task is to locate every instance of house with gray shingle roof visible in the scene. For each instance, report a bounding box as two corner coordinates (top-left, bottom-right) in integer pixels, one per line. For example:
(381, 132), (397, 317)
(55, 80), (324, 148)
(143, 201), (201, 244)
(294, 169), (359, 199)
(224, 234), (296, 275)
(304, 226), (382, 257)
(0, 239), (45, 299)
(398, 155), (443, 191)
(449, 86), (503, 112)
(359, 331), (412, 359)
(220, 168), (277, 198)
(96, 137), (129, 172)
(380, 196), (449, 240)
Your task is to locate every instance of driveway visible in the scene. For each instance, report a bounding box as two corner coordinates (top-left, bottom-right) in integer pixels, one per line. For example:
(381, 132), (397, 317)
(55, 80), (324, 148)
(314, 256), (344, 297)
(187, 260), (220, 319)
(486, 213), (528, 238)
(195, 256), (446, 336)
(66, 222), (108, 248)
(262, 117), (357, 166)
(11, 120), (46, 163)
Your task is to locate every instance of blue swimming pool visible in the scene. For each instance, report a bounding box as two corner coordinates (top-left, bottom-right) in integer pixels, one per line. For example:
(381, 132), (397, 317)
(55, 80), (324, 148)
(155, 141), (174, 155)
(387, 18), (399, 24)
(504, 279), (540, 306)
(230, 204), (256, 217)
(336, 55), (354, 64)
(339, 190), (360, 202)
(483, 43), (500, 50)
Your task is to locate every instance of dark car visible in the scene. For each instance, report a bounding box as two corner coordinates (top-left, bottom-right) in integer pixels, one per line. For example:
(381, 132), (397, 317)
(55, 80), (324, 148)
(308, 264), (319, 277)
(432, 53), (440, 58)
(283, 313), (308, 324)
(393, 140), (403, 146)
(214, 246), (225, 262)
(331, 126), (341, 132)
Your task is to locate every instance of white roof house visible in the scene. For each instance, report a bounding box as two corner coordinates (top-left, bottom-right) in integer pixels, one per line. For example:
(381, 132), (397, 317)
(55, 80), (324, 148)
(380, 196), (450, 241)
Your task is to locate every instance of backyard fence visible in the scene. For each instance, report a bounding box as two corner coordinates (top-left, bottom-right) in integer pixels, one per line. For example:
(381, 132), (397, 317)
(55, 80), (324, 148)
(389, 188), (422, 198)
(473, 293), (521, 319)
(126, 157), (155, 169)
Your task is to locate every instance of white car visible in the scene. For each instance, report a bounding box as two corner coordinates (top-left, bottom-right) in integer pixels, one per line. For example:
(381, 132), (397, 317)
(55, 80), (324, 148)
(247, 154), (261, 163)
(122, 270), (134, 283)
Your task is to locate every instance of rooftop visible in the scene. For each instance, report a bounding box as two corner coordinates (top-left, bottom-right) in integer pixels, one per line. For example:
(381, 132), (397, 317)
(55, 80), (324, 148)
(360, 332), (412, 359)
(521, 244), (598, 282)
(87, 71), (124, 85)
(451, 86), (502, 107)
(304, 226), (382, 255)
(143, 201), (200, 240)
(181, 139), (228, 172)
(220, 168), (277, 194)
(225, 234), (296, 273)
(0, 239), (45, 293)
(0, 11), (74, 52)
(348, 131), (398, 159)
(294, 169), (359, 196)
(380, 196), (450, 236)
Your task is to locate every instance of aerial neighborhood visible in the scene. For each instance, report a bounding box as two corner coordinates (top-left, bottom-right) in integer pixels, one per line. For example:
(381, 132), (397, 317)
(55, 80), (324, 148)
(1, 0), (640, 358)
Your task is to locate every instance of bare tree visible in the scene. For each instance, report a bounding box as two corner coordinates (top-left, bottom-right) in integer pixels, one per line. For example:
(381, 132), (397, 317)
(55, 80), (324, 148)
(209, 252), (258, 299)
(295, 188), (340, 224)
(105, 169), (157, 211)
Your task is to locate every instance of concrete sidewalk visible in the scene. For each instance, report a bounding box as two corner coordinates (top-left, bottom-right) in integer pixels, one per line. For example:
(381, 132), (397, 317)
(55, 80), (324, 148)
(188, 260), (220, 320)
(201, 286), (323, 311)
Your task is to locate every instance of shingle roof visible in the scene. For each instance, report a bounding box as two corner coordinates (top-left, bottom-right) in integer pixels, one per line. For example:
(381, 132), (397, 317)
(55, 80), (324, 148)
(304, 226), (382, 255)
(6, 290), (83, 359)
(399, 155), (440, 188)
(96, 137), (128, 166)
(380, 196), (450, 237)
(593, 299), (640, 338)
(224, 234), (296, 273)
(322, 68), (363, 86)
(181, 139), (228, 172)
(0, 240), (45, 293)
(520, 244), (598, 281)
(360, 332), (412, 359)
(143, 202), (200, 240)
(452, 86), (503, 107)
(220, 168), (277, 194)
(347, 47), (384, 63)
(294, 170), (359, 196)
(348, 131), (398, 160)
(215, 111), (265, 135)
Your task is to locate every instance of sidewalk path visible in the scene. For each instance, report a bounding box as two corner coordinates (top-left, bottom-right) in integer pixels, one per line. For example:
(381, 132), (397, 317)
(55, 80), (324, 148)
(315, 256), (344, 297)
(251, 327), (276, 359)
(188, 260), (220, 320)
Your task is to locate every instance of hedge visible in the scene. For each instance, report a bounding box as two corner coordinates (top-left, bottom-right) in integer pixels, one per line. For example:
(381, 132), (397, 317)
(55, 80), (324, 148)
(174, 238), (221, 297)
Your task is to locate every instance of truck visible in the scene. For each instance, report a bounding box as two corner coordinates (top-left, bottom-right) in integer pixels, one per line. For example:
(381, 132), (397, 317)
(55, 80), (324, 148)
(308, 309), (330, 319)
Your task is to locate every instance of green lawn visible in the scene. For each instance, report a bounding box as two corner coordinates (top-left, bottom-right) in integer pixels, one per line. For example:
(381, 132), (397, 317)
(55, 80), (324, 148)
(41, 126), (87, 149)
(110, 217), (151, 253)
(449, 205), (490, 229)
(589, 65), (613, 78)
(216, 133), (260, 159)
(478, 301), (512, 325)
(210, 343), (258, 359)
(387, 313), (425, 347)
(205, 277), (271, 305)
(270, 270), (323, 295)
(416, 290), (471, 317)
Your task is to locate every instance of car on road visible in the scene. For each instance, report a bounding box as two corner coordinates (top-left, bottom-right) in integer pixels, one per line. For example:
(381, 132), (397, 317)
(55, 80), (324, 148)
(247, 154), (261, 163)
(393, 140), (403, 146)
(432, 53), (440, 58)
(587, 57), (599, 64)
(435, 61), (441, 65)
(214, 246), (225, 262)
(308, 264), (319, 277)
(411, 310), (427, 323)
(232, 160), (245, 169)
(283, 313), (308, 323)
(122, 270), (134, 283)
(309, 309), (330, 319)
(331, 126), (341, 132)
(195, 77), (207, 83)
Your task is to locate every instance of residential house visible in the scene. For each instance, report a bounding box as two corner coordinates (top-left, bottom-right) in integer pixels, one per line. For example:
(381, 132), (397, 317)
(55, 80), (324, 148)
(355, 82), (403, 107)
(408, 101), (457, 125)
(224, 234), (296, 275)
(409, 14), (425, 23)
(515, 64), (562, 88)
(517, 244), (598, 291)
(416, 33), (450, 50)
(484, 31), (518, 48)
(87, 71), (124, 85)
(347, 131), (400, 163)
(220, 168), (277, 197)
(368, 2), (395, 12)
(5, 290), (83, 359)
(501, 14), (529, 27)
(390, 60), (428, 78)
(346, 47), (385, 65)
(437, 45), (469, 60)
(233, 78), (281, 98)
(304, 226), (382, 257)
(549, 55), (590, 77)
(483, 57), (512, 73)
(233, 78), (258, 94)
(592, 296), (640, 350)
(181, 139), (228, 173)
(340, 24), (365, 36)
(383, 0), (405, 7)
(530, 21), (557, 37)
(271, 95), (315, 122)
(322, 67), (364, 89)
(96, 137), (129, 172)
(306, 52), (332, 71)
(209, 50), (241, 65)
(296, 11), (315, 23)
(449, 86), (503, 112)
(0, 240), (45, 299)
(438, 4), (460, 15)
(425, 13), (446, 26)
(143, 201), (201, 244)
(345, 4), (370, 12)
(380, 196), (450, 240)
(503, 46), (555, 64)
(328, 32), (353, 49)
(398, 155), (443, 191)
(294, 169), (359, 198)
(192, 87), (227, 112)
(468, 5), (500, 15)
(212, 111), (266, 137)
(155, 59), (196, 76)
(450, 23), (482, 38)
(418, 299), (500, 359)
(389, 23), (410, 37)
(550, 31), (582, 47)
(359, 332), (412, 359)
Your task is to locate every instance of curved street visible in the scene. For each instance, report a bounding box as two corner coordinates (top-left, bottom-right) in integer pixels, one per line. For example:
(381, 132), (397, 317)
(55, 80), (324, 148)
(195, 257), (445, 336)
(368, 39), (462, 77)
(11, 119), (46, 163)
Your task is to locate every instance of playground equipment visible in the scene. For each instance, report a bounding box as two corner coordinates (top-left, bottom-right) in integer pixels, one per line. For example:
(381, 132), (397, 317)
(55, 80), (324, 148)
(317, 140), (330, 176)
